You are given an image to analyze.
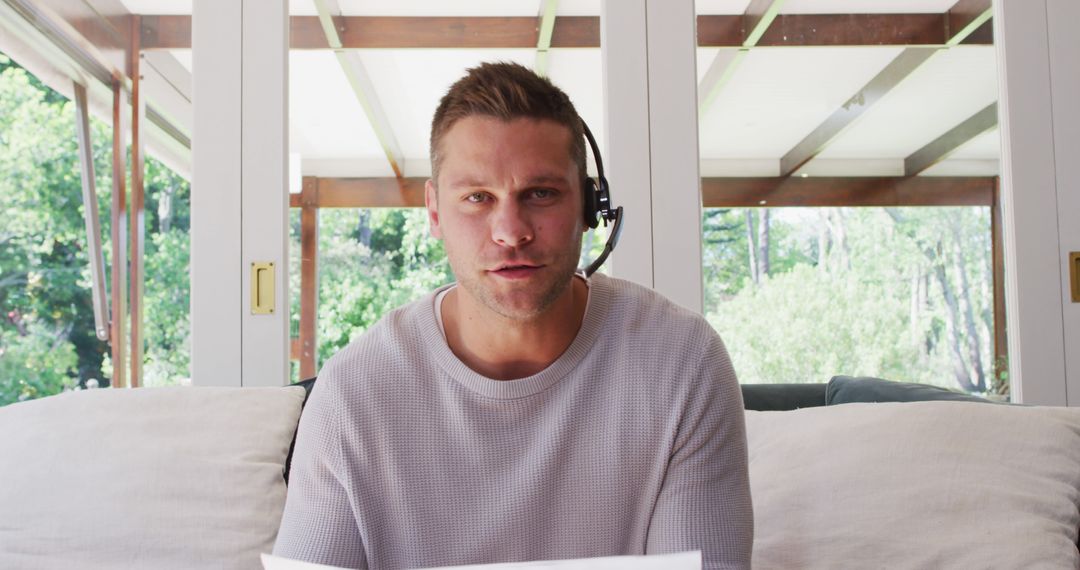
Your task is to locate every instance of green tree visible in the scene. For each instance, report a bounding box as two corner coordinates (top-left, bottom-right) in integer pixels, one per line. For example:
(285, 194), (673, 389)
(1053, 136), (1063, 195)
(704, 206), (997, 396)
(0, 52), (113, 402)
(1, 51), (192, 403)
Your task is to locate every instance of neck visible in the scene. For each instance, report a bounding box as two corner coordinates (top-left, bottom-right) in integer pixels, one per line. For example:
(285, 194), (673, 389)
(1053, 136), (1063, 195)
(442, 277), (589, 380)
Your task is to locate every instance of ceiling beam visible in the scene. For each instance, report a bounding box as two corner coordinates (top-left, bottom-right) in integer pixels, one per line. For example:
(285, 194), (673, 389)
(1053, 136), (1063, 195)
(701, 176), (994, 208)
(288, 176), (993, 209)
(534, 0), (558, 77)
(947, 0), (993, 46)
(779, 47), (938, 177)
(698, 0), (785, 115)
(312, 0), (405, 179)
(742, 0), (786, 47)
(904, 102), (998, 176)
(2, 1), (191, 155)
(288, 177), (427, 208)
(139, 14), (993, 50)
(3, 0), (129, 82)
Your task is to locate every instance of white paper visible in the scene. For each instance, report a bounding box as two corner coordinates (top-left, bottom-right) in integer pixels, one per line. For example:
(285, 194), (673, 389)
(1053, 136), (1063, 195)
(261, 551), (701, 570)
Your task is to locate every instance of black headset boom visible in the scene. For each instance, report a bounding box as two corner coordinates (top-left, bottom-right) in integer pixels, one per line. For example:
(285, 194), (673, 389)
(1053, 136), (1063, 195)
(580, 119), (624, 277)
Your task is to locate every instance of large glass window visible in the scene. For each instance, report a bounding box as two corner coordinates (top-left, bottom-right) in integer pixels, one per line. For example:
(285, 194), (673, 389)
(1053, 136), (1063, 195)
(704, 206), (1002, 396)
(694, 2), (1004, 398)
(0, 52), (191, 405)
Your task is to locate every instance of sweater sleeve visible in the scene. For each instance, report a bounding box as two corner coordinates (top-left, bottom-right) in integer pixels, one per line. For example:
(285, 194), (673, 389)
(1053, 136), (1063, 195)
(645, 332), (754, 569)
(273, 365), (368, 569)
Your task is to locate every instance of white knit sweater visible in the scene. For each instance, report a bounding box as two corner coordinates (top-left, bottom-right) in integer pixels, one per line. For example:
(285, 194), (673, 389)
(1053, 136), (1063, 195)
(273, 273), (753, 569)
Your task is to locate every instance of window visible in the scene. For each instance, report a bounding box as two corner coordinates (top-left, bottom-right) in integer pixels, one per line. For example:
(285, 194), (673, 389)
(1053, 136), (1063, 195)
(703, 206), (1003, 397)
(0, 52), (191, 405)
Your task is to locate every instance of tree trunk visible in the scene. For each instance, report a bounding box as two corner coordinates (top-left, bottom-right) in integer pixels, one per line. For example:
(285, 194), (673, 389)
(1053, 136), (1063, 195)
(952, 229), (987, 392)
(828, 208), (850, 271)
(909, 270), (922, 350)
(933, 252), (977, 392)
(886, 207), (978, 391)
(356, 210), (372, 247)
(158, 184), (176, 233)
(817, 210), (830, 272)
(757, 208), (770, 279)
(745, 209), (758, 284)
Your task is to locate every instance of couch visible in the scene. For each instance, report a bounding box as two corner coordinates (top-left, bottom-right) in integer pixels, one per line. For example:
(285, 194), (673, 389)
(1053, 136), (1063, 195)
(1, 376), (1077, 569)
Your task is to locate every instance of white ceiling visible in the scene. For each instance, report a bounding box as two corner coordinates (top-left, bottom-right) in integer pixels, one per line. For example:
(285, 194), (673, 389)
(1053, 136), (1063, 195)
(125, 0), (1002, 178)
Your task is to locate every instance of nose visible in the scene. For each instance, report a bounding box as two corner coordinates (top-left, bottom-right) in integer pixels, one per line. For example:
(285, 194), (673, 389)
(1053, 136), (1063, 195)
(490, 200), (533, 248)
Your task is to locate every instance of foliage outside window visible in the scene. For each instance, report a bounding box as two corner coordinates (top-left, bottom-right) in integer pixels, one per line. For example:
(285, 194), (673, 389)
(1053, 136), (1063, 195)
(0, 52), (191, 406)
(703, 206), (1004, 399)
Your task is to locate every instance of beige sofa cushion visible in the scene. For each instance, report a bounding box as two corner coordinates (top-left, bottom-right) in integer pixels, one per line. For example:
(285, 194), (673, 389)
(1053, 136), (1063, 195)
(0, 386), (306, 570)
(747, 401), (1080, 569)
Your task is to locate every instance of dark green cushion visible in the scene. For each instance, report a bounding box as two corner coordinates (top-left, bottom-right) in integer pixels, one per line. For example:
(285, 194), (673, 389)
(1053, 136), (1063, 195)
(741, 383), (827, 411)
(825, 375), (992, 405)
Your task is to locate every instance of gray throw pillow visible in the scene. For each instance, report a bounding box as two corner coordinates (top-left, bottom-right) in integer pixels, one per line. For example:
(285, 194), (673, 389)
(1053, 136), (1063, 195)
(826, 375), (992, 405)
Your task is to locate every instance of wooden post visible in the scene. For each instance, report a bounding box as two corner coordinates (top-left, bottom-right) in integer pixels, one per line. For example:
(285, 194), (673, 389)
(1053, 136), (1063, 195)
(129, 14), (145, 388)
(299, 177), (319, 379)
(991, 176), (1008, 397)
(111, 75), (128, 389)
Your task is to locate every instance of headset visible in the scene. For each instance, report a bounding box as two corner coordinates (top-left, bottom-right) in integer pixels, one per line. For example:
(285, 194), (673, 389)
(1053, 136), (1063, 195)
(580, 119), (624, 277)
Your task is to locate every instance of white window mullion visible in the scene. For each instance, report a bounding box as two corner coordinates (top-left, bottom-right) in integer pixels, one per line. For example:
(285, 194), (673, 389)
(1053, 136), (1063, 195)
(192, 0), (288, 387)
(602, 0), (703, 313)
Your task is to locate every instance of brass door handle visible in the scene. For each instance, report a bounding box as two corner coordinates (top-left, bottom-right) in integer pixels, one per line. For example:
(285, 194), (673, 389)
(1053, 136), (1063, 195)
(251, 262), (275, 314)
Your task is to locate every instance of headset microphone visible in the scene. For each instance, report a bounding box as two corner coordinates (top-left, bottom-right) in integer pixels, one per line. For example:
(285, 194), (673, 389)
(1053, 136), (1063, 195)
(580, 119), (624, 277)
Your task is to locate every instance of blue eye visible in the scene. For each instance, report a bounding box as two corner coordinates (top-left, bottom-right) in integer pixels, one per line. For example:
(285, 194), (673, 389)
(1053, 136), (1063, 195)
(465, 192), (487, 203)
(531, 189), (556, 199)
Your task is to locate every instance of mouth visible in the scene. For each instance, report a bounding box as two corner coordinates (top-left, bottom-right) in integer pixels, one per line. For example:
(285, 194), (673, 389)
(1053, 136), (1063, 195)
(489, 263), (545, 279)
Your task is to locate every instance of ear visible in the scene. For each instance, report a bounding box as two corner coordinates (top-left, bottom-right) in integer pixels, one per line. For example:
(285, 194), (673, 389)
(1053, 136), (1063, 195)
(425, 179), (443, 240)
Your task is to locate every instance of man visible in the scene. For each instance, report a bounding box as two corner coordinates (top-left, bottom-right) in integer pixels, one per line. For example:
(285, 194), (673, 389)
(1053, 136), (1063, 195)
(274, 62), (753, 569)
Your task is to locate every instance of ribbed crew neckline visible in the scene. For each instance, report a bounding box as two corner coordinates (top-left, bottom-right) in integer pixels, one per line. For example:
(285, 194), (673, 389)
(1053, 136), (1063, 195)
(421, 273), (612, 399)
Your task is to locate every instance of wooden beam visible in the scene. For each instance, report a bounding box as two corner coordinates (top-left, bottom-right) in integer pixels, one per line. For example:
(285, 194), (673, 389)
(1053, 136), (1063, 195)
(110, 76), (128, 389)
(990, 176), (1008, 396)
(129, 15), (145, 388)
(698, 0), (784, 115)
(963, 18), (994, 46)
(904, 102), (998, 176)
(313, 177), (427, 208)
(742, 0), (787, 47)
(139, 14), (993, 50)
(752, 14), (953, 47)
(780, 47), (938, 177)
(700, 176), (994, 208)
(298, 177), (319, 379)
(287, 176), (992, 209)
(4, 0), (129, 83)
(313, 0), (406, 178)
(947, 0), (993, 46)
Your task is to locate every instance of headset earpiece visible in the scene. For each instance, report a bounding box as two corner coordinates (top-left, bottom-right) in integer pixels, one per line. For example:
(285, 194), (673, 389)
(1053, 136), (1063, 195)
(580, 118), (624, 276)
(583, 177), (599, 229)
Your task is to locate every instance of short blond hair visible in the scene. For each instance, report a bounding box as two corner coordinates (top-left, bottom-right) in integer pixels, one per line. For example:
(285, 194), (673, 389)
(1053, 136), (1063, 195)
(429, 62), (586, 184)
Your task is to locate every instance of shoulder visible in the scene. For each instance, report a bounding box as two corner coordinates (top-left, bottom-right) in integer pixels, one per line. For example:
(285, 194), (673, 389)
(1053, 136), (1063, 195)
(592, 273), (717, 347)
(312, 291), (442, 401)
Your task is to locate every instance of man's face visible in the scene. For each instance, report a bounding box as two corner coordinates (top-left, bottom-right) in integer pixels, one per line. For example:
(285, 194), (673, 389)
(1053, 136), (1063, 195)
(426, 116), (585, 321)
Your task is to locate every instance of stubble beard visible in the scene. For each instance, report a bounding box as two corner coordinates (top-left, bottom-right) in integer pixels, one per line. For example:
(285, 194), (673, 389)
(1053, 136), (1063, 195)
(450, 233), (583, 322)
